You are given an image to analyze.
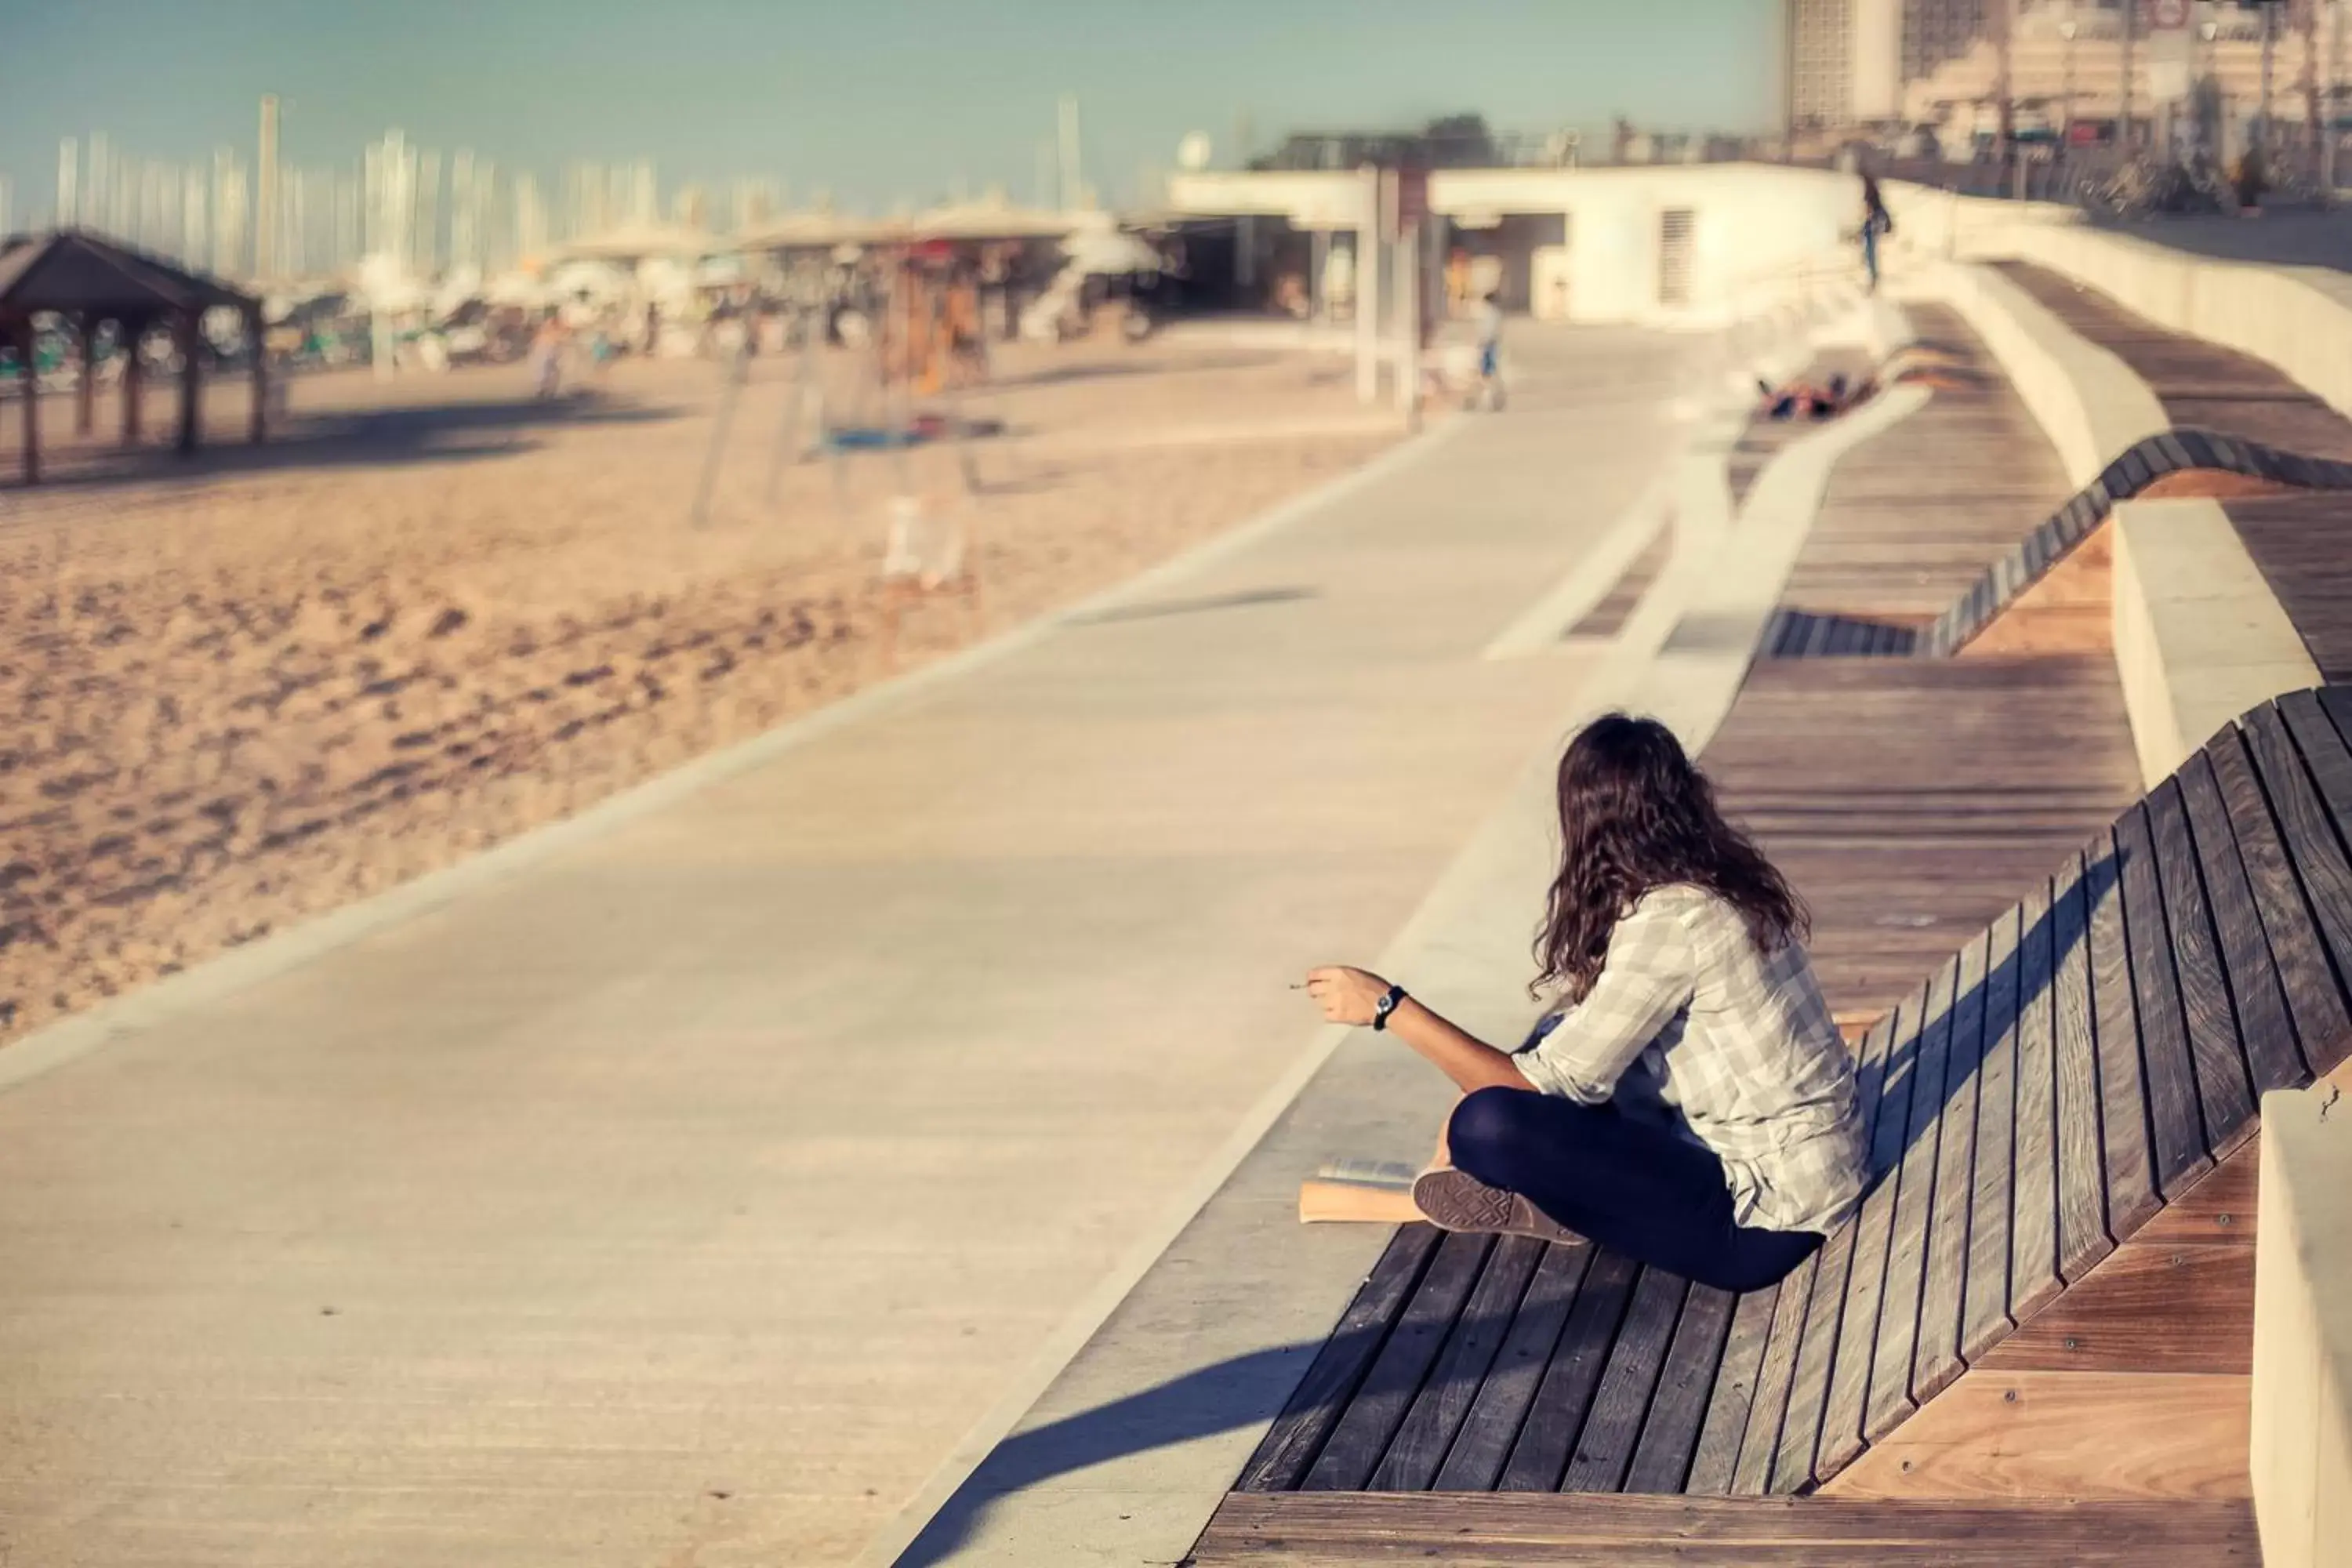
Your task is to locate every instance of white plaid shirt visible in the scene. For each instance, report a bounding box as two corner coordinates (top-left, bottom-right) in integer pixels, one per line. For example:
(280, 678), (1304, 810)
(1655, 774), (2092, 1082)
(1514, 884), (1867, 1235)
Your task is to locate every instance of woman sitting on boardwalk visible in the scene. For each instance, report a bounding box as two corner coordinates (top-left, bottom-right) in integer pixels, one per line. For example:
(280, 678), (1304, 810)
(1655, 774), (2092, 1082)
(1302, 715), (1866, 1292)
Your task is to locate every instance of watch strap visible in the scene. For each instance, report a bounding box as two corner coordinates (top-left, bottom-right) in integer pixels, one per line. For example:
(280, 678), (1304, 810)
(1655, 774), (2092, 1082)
(1371, 984), (1407, 1031)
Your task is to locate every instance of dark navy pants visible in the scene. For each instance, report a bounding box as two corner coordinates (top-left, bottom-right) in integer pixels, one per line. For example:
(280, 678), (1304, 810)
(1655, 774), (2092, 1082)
(1446, 1087), (1824, 1293)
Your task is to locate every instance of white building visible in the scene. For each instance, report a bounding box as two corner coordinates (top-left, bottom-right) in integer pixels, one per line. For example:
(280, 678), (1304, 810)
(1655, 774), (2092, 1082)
(1169, 162), (1866, 328)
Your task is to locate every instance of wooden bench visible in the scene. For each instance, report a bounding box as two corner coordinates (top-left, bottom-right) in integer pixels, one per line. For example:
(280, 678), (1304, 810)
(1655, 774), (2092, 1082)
(1229, 684), (2352, 1501)
(1766, 427), (2352, 660)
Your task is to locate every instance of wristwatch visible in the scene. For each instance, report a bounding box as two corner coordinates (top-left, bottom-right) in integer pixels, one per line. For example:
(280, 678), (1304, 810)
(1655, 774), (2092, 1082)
(1371, 984), (1408, 1032)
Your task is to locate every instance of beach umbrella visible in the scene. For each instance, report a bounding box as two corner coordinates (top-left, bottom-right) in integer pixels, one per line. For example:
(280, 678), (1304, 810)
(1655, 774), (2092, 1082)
(1061, 228), (1164, 277)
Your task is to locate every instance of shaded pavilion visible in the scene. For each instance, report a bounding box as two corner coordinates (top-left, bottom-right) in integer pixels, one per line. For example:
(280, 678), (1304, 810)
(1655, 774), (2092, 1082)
(0, 229), (264, 485)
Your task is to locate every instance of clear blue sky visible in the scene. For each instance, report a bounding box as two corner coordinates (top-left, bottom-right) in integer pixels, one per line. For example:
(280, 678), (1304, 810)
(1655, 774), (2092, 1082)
(0, 0), (1778, 213)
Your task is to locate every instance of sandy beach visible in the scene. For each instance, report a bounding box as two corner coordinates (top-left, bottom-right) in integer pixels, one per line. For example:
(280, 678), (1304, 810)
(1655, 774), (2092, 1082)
(0, 336), (1397, 1046)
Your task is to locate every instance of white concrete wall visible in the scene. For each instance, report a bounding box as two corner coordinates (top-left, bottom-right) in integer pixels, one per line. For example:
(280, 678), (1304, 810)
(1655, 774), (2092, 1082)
(2252, 1083), (2352, 1568)
(1170, 164), (1868, 328)
(1951, 212), (2352, 425)
(2111, 499), (2319, 786)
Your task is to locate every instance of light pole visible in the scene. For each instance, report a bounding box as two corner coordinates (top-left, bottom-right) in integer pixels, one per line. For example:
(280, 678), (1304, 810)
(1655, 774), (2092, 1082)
(2329, 0), (2344, 197)
(2122, 0), (2136, 151)
(2258, 0), (2278, 166)
(2060, 17), (2079, 147)
(2201, 17), (2221, 166)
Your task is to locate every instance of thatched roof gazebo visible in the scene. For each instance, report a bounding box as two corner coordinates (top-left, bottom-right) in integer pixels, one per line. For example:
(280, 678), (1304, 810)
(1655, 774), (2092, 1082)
(0, 229), (264, 485)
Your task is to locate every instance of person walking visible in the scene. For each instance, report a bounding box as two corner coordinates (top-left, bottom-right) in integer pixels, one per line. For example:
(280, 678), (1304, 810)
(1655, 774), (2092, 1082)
(1472, 290), (1505, 412)
(1859, 172), (1894, 294)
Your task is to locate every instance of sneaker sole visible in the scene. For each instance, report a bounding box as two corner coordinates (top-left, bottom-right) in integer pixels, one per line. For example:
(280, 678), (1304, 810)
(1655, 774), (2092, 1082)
(1410, 1167), (1580, 1246)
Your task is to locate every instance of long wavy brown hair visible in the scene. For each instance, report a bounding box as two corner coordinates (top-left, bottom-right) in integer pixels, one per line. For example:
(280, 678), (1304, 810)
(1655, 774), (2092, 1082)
(1534, 713), (1807, 1000)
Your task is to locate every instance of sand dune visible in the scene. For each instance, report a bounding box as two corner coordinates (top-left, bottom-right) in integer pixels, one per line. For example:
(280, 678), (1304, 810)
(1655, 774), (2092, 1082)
(0, 336), (1396, 1042)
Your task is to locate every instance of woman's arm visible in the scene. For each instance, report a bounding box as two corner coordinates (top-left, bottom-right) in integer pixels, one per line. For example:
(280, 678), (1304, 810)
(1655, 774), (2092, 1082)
(1301, 967), (1533, 1094)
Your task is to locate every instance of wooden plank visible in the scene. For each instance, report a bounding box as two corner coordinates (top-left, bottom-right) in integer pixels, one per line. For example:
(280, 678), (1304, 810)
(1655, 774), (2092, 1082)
(2114, 804), (2215, 1198)
(1863, 954), (1962, 1446)
(2007, 872), (2064, 1326)
(1684, 1285), (1782, 1495)
(2179, 750), (2307, 1098)
(1960, 900), (2026, 1362)
(1237, 1225), (1444, 1490)
(1817, 983), (1936, 1480)
(1820, 1369), (2252, 1504)
(1561, 1269), (1693, 1493)
(1911, 929), (1992, 1410)
(1432, 1241), (1595, 1491)
(1190, 1490), (2263, 1567)
(1623, 1283), (1737, 1494)
(1305, 1231), (1497, 1490)
(2048, 851), (2114, 1283)
(1505, 1250), (1637, 1495)
(1974, 1243), (2253, 1375)
(2146, 777), (2259, 1156)
(2135, 1135), (2259, 1243)
(1499, 1250), (1643, 1490)
(1729, 1260), (1815, 1496)
(1369, 1235), (1547, 1490)
(1768, 1013), (1902, 1492)
(2257, 695), (2352, 1076)
(2082, 830), (2162, 1239)
(2210, 723), (2351, 1082)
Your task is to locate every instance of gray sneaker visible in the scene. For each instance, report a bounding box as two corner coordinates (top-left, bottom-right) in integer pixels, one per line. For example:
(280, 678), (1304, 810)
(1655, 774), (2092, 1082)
(1411, 1167), (1581, 1245)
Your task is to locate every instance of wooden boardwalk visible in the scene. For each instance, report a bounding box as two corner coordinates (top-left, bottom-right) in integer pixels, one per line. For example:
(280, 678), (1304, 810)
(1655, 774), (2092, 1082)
(1704, 656), (2142, 1018)
(1998, 260), (2352, 680)
(1776, 305), (2071, 629)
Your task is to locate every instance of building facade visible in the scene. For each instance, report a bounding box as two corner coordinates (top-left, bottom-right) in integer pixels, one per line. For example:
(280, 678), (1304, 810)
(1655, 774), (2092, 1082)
(1786, 0), (1856, 128)
(1903, 0), (1990, 89)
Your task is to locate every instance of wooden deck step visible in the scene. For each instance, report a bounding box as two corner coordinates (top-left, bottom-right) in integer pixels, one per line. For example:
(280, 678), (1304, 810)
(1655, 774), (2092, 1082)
(1187, 1492), (2260, 1566)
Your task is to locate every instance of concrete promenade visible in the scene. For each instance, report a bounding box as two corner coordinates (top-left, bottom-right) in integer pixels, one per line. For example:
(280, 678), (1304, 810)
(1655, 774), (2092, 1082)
(0, 328), (1705, 1566)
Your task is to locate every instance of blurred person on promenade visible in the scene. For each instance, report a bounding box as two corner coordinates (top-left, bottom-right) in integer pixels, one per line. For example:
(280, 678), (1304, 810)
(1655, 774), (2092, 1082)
(531, 313), (567, 398)
(1859, 172), (1893, 293)
(1471, 290), (1504, 412)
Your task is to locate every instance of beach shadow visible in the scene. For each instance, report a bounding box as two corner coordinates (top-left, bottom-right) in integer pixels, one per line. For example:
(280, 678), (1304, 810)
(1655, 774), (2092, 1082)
(892, 1340), (1326, 1566)
(1, 391), (684, 493)
(1068, 586), (1317, 626)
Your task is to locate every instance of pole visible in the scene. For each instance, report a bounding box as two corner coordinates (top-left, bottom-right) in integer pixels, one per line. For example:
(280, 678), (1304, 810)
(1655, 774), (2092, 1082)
(122, 322), (143, 446)
(17, 322), (37, 485)
(2261, 0), (2278, 165)
(75, 315), (95, 434)
(176, 311), (201, 453)
(2329, 0), (2343, 196)
(1354, 165), (1381, 405)
(1057, 94), (1082, 211)
(249, 306), (267, 443)
(1997, 0), (2016, 195)
(2122, 0), (2137, 151)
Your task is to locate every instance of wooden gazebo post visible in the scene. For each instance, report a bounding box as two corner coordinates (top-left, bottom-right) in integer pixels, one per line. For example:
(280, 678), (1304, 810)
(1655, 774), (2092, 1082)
(15, 320), (37, 485)
(247, 304), (267, 444)
(121, 317), (143, 448)
(75, 314), (96, 436)
(176, 310), (201, 455)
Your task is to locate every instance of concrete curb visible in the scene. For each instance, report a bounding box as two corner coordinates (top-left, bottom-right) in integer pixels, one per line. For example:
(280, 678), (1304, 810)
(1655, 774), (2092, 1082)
(0, 416), (1456, 1102)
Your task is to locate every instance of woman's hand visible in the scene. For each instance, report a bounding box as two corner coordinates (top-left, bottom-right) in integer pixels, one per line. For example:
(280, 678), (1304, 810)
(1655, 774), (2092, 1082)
(1302, 966), (1392, 1026)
